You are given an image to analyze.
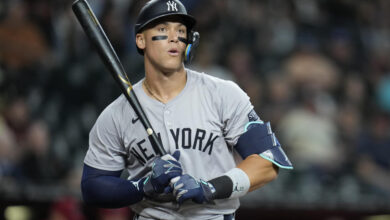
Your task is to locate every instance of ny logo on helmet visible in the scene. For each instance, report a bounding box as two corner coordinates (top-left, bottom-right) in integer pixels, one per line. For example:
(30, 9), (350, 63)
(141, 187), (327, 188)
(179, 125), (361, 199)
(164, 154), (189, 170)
(166, 1), (178, 11)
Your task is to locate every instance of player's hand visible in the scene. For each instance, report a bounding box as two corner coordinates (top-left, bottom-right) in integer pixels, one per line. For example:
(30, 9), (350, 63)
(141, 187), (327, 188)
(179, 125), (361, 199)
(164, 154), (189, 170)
(171, 174), (215, 204)
(143, 151), (182, 196)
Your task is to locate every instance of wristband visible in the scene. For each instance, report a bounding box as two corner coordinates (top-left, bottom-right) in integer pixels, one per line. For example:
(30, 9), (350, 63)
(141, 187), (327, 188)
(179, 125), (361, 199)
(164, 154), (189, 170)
(208, 168), (251, 200)
(224, 168), (250, 198)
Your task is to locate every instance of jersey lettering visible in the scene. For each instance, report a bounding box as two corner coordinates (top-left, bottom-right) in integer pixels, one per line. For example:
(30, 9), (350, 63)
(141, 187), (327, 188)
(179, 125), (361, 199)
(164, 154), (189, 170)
(193, 129), (206, 150)
(130, 147), (147, 166)
(203, 133), (218, 155)
(137, 139), (155, 161)
(169, 128), (219, 155)
(130, 139), (155, 165)
(170, 128), (180, 149)
(182, 128), (192, 149)
(130, 128), (219, 166)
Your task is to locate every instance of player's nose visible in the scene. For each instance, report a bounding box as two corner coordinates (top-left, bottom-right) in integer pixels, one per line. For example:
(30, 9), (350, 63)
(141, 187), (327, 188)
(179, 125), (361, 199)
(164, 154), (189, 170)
(168, 30), (179, 43)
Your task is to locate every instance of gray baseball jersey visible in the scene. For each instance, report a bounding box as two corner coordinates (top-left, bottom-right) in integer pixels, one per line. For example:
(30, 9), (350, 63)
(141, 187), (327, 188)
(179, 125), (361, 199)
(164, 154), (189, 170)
(84, 69), (258, 220)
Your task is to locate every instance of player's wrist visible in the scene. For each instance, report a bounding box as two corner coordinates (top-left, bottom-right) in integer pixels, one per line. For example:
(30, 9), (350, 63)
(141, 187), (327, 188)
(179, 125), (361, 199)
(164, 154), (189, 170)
(138, 175), (161, 198)
(208, 168), (250, 200)
(199, 179), (217, 202)
(128, 177), (150, 200)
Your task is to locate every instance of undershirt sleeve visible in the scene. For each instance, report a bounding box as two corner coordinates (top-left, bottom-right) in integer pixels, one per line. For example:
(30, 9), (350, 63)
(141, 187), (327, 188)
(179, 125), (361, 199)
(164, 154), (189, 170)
(81, 164), (144, 208)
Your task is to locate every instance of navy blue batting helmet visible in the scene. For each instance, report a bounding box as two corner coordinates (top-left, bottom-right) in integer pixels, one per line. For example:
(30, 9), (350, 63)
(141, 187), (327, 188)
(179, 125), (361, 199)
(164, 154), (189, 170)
(135, 0), (196, 35)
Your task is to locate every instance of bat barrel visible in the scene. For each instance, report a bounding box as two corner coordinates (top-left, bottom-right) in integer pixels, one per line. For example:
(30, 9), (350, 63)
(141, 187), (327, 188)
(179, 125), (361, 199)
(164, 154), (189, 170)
(72, 0), (166, 156)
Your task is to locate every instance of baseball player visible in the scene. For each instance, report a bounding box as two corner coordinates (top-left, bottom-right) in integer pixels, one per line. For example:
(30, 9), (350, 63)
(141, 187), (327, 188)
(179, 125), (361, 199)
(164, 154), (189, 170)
(80, 0), (293, 219)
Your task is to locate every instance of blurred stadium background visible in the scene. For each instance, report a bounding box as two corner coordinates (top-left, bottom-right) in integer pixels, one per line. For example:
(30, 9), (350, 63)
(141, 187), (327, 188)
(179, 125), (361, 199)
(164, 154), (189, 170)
(0, 0), (390, 219)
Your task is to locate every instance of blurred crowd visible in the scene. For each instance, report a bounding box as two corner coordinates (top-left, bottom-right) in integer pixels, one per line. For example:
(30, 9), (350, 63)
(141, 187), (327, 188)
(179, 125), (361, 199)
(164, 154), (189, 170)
(0, 0), (390, 219)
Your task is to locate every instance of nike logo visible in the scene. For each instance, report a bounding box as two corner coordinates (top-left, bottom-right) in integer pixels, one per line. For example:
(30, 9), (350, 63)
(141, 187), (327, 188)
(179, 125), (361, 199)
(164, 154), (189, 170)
(132, 117), (139, 124)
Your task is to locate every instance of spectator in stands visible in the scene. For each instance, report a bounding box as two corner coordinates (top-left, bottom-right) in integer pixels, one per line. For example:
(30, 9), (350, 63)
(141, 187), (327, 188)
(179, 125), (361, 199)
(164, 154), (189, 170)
(278, 88), (344, 175)
(0, 114), (20, 179)
(355, 111), (390, 195)
(2, 97), (30, 145)
(0, 0), (49, 71)
(20, 120), (65, 184)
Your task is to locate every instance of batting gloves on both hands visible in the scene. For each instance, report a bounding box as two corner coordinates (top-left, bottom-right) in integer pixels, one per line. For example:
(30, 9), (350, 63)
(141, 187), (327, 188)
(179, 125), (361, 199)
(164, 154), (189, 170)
(136, 150), (217, 205)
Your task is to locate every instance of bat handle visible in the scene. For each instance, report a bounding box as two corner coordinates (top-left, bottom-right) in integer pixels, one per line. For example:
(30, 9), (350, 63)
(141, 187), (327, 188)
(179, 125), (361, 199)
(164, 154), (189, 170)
(127, 90), (166, 156)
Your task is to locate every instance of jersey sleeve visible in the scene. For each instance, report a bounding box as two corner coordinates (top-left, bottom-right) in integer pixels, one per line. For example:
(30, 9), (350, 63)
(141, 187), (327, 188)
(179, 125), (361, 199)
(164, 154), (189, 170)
(84, 102), (127, 171)
(220, 81), (257, 147)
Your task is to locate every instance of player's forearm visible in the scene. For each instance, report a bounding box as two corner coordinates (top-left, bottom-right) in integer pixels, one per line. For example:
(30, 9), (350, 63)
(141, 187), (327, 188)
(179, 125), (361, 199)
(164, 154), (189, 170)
(237, 154), (279, 192)
(205, 154), (278, 201)
(81, 164), (144, 208)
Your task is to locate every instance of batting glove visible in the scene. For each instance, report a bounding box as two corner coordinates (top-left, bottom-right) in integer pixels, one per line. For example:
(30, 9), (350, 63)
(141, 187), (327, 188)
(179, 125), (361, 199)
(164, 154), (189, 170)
(172, 174), (216, 204)
(142, 151), (182, 197)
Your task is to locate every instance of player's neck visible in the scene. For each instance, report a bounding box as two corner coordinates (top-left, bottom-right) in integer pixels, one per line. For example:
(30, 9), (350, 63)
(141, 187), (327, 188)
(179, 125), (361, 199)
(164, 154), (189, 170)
(143, 66), (187, 104)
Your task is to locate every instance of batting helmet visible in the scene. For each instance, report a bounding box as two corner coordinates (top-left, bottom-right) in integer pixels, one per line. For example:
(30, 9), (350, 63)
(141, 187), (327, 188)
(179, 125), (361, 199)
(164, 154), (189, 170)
(134, 0), (199, 62)
(135, 0), (196, 35)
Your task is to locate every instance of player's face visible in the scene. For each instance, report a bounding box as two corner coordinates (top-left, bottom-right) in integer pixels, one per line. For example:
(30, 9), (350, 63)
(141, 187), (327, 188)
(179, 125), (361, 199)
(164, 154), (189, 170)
(137, 21), (187, 73)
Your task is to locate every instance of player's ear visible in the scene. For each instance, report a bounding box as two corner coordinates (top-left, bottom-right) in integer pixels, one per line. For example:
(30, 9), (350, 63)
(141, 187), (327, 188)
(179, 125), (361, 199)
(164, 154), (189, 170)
(136, 33), (146, 50)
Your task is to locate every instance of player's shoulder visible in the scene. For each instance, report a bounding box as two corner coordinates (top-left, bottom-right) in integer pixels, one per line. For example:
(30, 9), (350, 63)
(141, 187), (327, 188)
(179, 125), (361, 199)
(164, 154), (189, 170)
(96, 94), (132, 125)
(187, 69), (249, 104)
(187, 68), (241, 92)
(104, 94), (128, 114)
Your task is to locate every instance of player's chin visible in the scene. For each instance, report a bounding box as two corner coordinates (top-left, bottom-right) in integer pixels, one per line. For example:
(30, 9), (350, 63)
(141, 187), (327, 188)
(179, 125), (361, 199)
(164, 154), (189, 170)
(162, 58), (184, 71)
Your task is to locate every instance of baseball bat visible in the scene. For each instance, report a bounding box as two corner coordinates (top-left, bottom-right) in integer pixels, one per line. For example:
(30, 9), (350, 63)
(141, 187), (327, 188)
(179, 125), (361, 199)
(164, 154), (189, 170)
(72, 0), (166, 156)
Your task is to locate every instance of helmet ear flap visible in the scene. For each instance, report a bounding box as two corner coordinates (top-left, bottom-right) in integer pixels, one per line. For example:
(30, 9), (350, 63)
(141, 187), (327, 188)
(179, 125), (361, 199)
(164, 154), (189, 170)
(184, 31), (200, 64)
